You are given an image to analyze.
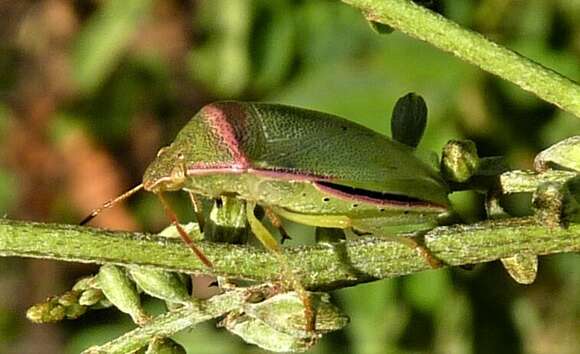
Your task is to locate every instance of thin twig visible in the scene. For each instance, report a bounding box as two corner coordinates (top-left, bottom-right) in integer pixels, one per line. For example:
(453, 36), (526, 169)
(82, 288), (249, 354)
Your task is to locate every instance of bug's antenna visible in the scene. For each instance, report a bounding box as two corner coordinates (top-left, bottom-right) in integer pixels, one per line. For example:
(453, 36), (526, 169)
(80, 183), (144, 225)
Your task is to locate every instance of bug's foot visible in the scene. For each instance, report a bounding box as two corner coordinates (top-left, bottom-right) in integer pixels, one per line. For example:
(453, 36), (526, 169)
(372, 232), (443, 268)
(415, 245), (442, 268)
(280, 231), (292, 244)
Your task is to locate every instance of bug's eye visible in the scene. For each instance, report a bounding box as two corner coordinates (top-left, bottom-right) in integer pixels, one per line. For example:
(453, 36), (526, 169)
(156, 146), (169, 157)
(177, 152), (185, 160)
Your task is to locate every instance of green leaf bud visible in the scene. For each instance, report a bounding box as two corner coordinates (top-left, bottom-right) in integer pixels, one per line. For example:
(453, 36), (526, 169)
(92, 297), (113, 310)
(79, 288), (104, 307)
(57, 291), (79, 307)
(26, 298), (66, 323)
(244, 292), (349, 337)
(64, 303), (87, 319)
(129, 266), (191, 305)
(72, 276), (98, 292)
(223, 312), (317, 353)
(441, 139), (480, 183)
(97, 264), (149, 325)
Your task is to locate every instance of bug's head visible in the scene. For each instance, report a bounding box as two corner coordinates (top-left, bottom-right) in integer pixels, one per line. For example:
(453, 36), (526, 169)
(143, 144), (187, 192)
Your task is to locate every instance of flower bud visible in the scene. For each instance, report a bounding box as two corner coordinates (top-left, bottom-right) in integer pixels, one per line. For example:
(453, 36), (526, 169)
(441, 140), (480, 183)
(391, 93), (427, 148)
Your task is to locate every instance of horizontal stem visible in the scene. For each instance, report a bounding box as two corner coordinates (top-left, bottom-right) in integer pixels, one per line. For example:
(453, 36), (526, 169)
(500, 170), (578, 194)
(342, 0), (580, 117)
(1, 218), (578, 291)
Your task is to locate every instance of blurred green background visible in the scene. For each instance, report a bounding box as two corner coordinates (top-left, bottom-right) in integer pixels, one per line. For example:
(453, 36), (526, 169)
(0, 0), (579, 353)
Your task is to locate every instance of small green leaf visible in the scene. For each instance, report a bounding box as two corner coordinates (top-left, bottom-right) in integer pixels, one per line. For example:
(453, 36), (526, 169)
(500, 253), (538, 284)
(534, 136), (580, 172)
(391, 93), (428, 148)
(158, 223), (203, 241)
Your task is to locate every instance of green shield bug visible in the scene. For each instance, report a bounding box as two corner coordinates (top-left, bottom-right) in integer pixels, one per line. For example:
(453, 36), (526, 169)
(81, 101), (450, 331)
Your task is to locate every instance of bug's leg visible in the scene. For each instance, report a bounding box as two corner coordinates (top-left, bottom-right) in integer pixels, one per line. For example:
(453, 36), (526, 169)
(264, 208), (292, 244)
(384, 232), (441, 268)
(273, 207), (441, 268)
(343, 228), (361, 241)
(156, 192), (214, 268)
(246, 202), (315, 332)
(353, 223), (442, 268)
(188, 191), (206, 233)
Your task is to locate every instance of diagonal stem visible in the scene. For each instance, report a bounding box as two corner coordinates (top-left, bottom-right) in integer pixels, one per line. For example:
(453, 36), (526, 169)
(342, 0), (580, 117)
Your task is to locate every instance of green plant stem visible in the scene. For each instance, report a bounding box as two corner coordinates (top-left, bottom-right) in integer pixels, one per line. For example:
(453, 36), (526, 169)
(1, 217), (578, 291)
(342, 0), (580, 117)
(82, 288), (248, 354)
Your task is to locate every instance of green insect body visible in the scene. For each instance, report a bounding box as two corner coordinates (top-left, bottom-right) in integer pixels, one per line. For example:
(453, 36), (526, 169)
(143, 102), (450, 236)
(83, 100), (451, 334)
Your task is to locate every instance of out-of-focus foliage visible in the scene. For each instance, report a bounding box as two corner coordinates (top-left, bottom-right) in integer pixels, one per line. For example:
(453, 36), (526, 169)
(0, 1), (578, 353)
